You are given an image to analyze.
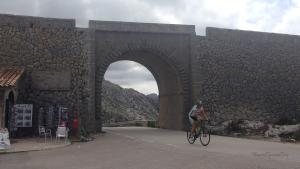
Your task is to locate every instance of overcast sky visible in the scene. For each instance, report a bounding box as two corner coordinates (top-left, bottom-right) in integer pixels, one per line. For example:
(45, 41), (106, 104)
(1, 0), (299, 95)
(104, 61), (158, 95)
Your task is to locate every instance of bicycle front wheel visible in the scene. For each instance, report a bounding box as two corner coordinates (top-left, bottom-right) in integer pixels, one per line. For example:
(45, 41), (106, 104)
(199, 127), (211, 146)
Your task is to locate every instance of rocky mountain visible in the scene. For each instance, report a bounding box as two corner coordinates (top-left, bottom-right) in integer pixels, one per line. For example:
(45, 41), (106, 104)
(101, 80), (159, 123)
(146, 93), (159, 110)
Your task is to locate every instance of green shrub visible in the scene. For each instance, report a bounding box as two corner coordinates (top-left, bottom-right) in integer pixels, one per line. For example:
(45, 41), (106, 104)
(135, 122), (143, 126)
(147, 121), (157, 128)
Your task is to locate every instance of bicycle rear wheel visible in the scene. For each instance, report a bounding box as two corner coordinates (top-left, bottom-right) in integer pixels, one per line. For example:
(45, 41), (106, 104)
(199, 127), (211, 146)
(186, 129), (196, 144)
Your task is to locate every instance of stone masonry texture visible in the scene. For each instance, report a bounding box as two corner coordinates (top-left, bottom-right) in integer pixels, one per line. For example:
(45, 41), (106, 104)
(192, 28), (300, 124)
(0, 14), (90, 132)
(0, 14), (299, 132)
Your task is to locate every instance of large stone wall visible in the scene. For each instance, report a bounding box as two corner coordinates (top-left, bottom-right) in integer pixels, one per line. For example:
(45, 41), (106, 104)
(0, 14), (91, 132)
(1, 13), (299, 132)
(192, 27), (300, 123)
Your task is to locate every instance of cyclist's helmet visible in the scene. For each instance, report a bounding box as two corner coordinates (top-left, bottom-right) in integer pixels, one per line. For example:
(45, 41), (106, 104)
(196, 100), (203, 107)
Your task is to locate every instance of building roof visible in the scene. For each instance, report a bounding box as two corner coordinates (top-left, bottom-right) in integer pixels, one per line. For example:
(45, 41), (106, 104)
(0, 69), (24, 88)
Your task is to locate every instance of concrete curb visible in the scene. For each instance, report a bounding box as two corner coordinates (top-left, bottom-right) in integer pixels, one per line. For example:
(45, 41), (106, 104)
(0, 141), (72, 154)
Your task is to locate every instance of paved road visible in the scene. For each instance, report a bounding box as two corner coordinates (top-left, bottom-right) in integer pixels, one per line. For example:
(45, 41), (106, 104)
(1, 127), (300, 169)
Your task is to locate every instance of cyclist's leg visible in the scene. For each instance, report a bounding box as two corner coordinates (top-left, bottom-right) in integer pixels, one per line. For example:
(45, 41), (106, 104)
(192, 121), (201, 134)
(191, 122), (196, 134)
(196, 121), (201, 132)
(200, 120), (208, 136)
(189, 116), (196, 134)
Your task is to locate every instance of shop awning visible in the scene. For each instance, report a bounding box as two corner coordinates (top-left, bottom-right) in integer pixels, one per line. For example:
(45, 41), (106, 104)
(0, 69), (24, 88)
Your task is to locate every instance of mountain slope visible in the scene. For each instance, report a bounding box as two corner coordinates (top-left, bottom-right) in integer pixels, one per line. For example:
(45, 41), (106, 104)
(146, 93), (159, 110)
(101, 80), (159, 123)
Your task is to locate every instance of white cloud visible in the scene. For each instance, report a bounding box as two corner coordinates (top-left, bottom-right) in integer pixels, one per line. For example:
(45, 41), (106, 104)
(122, 81), (158, 95)
(273, 0), (300, 34)
(235, 0), (293, 32)
(153, 8), (181, 24)
(0, 0), (39, 16)
(0, 0), (298, 34)
(83, 0), (159, 24)
(104, 61), (158, 95)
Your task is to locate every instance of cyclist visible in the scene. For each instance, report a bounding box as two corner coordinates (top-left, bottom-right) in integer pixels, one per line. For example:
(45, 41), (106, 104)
(188, 100), (208, 135)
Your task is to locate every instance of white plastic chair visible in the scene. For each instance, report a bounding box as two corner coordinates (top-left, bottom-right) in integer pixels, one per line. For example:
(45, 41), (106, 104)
(56, 126), (68, 143)
(38, 126), (52, 143)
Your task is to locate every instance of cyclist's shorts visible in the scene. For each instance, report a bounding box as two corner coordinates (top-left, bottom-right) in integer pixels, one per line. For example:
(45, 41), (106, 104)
(189, 116), (198, 124)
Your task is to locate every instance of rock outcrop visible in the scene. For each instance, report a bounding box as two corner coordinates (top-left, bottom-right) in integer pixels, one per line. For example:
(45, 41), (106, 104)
(101, 80), (159, 123)
(209, 119), (300, 142)
(146, 93), (159, 110)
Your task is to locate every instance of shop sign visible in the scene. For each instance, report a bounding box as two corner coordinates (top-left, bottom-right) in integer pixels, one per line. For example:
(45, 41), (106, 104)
(14, 104), (33, 127)
(0, 128), (10, 150)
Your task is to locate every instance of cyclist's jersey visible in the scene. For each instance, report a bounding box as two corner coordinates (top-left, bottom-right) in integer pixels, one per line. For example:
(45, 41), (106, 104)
(188, 105), (197, 118)
(197, 107), (205, 120)
(189, 105), (205, 123)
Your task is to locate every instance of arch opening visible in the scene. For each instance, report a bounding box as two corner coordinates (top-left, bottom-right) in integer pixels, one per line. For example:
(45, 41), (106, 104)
(4, 91), (15, 130)
(96, 50), (188, 130)
(102, 60), (159, 124)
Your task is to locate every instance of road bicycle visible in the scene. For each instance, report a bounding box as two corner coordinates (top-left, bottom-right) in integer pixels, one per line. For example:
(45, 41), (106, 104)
(186, 120), (211, 146)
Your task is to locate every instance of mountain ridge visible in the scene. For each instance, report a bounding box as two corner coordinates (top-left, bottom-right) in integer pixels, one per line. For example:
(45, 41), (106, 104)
(101, 80), (159, 123)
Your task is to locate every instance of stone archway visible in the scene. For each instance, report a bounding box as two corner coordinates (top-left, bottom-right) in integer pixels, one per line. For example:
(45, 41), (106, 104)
(95, 47), (190, 131)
